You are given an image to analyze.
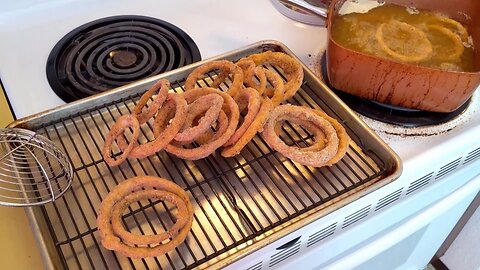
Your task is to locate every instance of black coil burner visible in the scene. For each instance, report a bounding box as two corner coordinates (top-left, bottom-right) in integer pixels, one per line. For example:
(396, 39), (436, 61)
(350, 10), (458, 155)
(320, 53), (470, 127)
(46, 15), (201, 102)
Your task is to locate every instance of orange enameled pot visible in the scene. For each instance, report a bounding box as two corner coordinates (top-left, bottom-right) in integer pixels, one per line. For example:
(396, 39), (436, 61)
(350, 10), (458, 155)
(325, 0), (480, 112)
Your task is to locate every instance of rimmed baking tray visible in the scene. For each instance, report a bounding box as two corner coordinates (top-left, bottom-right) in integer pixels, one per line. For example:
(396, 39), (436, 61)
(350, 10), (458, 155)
(9, 40), (402, 270)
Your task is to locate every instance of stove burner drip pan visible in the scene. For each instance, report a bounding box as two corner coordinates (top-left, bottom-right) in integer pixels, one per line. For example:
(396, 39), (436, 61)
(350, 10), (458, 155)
(13, 41), (401, 270)
(46, 15), (201, 103)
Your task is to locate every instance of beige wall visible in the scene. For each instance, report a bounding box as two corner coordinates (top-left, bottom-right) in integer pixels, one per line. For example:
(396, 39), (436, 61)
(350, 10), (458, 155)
(0, 86), (14, 127)
(0, 86), (44, 269)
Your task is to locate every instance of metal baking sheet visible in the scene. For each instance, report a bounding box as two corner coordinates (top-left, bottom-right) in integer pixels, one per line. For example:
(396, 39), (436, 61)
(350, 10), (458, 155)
(9, 40), (402, 270)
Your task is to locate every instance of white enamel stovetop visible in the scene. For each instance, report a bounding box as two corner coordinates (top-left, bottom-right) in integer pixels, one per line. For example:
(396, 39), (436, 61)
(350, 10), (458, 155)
(0, 0), (479, 269)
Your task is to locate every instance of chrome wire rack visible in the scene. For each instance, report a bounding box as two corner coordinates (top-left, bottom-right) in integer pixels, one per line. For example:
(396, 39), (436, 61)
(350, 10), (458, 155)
(9, 41), (401, 270)
(0, 128), (73, 206)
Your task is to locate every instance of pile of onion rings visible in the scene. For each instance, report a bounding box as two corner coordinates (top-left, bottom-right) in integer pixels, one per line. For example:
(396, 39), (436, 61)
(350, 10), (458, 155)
(97, 176), (193, 258)
(164, 87), (240, 160)
(98, 51), (355, 259)
(102, 51), (350, 168)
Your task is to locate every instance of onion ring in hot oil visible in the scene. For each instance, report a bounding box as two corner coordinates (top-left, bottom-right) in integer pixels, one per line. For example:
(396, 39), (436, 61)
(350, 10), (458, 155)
(376, 20), (433, 63)
(97, 176), (193, 259)
(102, 115), (140, 167)
(124, 93), (188, 159)
(165, 87), (240, 160)
(174, 94), (224, 142)
(262, 104), (339, 167)
(221, 98), (273, 158)
(184, 60), (244, 97)
(133, 79), (170, 124)
(310, 109), (350, 166)
(435, 15), (469, 43)
(223, 87), (262, 147)
(426, 25), (464, 62)
(245, 51), (303, 101)
(110, 189), (189, 246)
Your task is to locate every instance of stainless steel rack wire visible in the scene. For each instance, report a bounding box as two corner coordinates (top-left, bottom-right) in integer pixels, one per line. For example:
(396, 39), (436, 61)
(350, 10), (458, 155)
(9, 41), (401, 270)
(0, 128), (73, 206)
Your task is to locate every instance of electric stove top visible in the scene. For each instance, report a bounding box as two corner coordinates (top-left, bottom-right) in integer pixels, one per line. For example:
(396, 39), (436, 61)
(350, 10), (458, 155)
(46, 15), (201, 102)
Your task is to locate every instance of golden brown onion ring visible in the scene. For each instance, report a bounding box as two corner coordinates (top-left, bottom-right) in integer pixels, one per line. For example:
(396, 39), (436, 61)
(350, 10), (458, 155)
(195, 110), (229, 145)
(110, 189), (189, 246)
(224, 87), (262, 147)
(126, 93), (188, 159)
(152, 96), (176, 138)
(165, 88), (240, 160)
(221, 98), (273, 157)
(263, 68), (286, 106)
(245, 51), (303, 101)
(133, 79), (170, 124)
(102, 115), (140, 167)
(236, 59), (268, 95)
(174, 93), (224, 142)
(274, 118), (326, 152)
(252, 66), (268, 96)
(235, 58), (255, 83)
(310, 109), (350, 166)
(262, 104), (339, 167)
(97, 176), (193, 259)
(184, 60), (244, 97)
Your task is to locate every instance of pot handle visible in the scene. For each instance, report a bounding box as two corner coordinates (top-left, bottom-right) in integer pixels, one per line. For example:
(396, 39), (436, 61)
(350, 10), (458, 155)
(278, 0), (329, 19)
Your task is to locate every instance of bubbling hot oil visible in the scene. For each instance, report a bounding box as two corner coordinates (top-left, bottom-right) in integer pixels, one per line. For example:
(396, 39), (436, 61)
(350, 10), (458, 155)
(332, 3), (475, 72)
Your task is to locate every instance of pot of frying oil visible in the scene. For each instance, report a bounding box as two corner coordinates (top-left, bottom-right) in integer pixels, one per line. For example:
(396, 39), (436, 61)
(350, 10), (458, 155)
(282, 0), (480, 112)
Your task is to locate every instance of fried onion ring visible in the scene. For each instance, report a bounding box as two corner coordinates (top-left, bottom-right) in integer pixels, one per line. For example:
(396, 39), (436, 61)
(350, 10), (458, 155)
(165, 88), (240, 160)
(174, 93), (224, 142)
(97, 176), (193, 259)
(274, 109), (349, 165)
(376, 20), (433, 62)
(133, 79), (170, 124)
(223, 87), (262, 147)
(195, 110), (229, 145)
(427, 24), (465, 62)
(435, 15), (469, 43)
(262, 104), (339, 167)
(274, 118), (327, 152)
(184, 60), (244, 97)
(236, 60), (285, 106)
(236, 58), (255, 83)
(237, 59), (268, 95)
(102, 115), (140, 167)
(310, 109), (350, 166)
(110, 189), (189, 246)
(263, 68), (286, 106)
(126, 93), (188, 159)
(245, 51), (303, 101)
(221, 98), (273, 157)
